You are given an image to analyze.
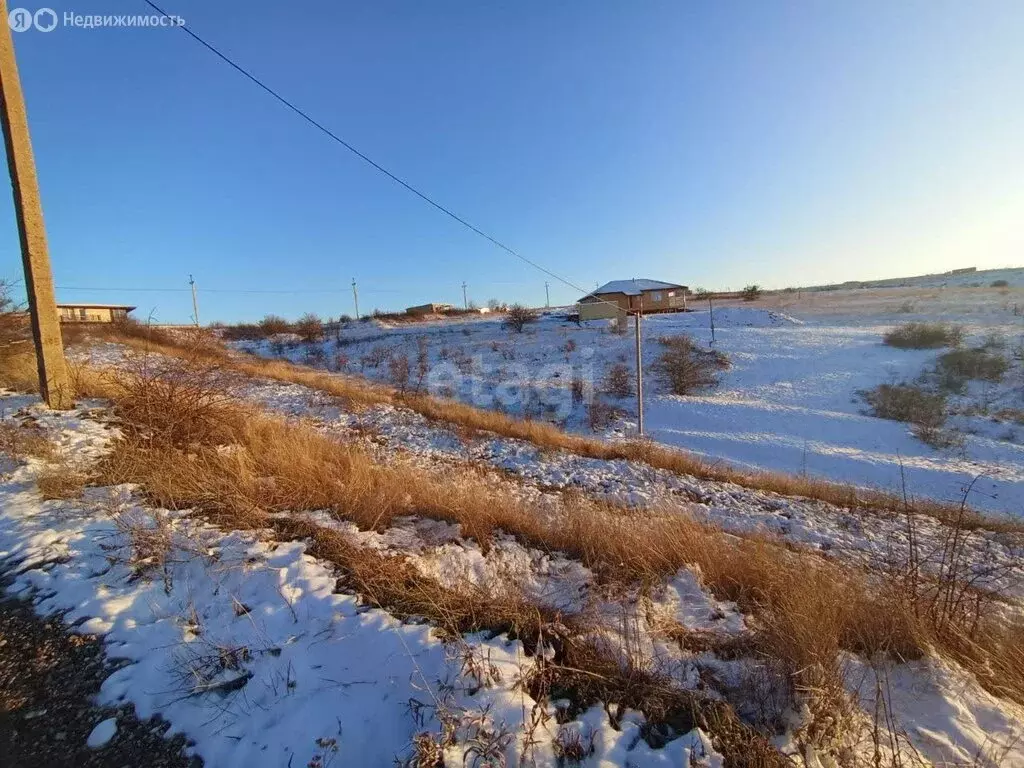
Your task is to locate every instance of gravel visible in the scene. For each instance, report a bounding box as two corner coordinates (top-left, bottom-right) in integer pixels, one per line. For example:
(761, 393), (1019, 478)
(0, 571), (202, 768)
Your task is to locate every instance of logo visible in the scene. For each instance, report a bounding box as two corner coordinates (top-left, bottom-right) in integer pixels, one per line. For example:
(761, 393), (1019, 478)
(7, 6), (57, 31)
(8, 7), (32, 31)
(33, 7), (57, 31)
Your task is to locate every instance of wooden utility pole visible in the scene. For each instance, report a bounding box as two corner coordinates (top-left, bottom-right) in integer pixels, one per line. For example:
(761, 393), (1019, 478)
(189, 274), (200, 326)
(0, 8), (72, 409)
(351, 278), (359, 319)
(462, 281), (468, 310)
(545, 281), (550, 308)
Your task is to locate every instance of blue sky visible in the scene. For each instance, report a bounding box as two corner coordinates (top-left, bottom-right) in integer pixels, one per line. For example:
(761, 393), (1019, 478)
(2, 1), (1022, 323)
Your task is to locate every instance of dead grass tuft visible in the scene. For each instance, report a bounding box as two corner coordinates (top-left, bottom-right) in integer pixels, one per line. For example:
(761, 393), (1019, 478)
(653, 335), (730, 395)
(35, 462), (87, 499)
(883, 322), (964, 349)
(97, 331), (1023, 534)
(0, 419), (54, 460)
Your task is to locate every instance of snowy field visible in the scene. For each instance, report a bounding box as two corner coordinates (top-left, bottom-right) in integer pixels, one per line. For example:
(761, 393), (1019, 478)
(238, 279), (1024, 517)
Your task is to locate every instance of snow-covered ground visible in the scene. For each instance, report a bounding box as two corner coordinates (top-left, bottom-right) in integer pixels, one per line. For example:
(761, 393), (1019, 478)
(0, 393), (732, 767)
(236, 283), (1024, 517)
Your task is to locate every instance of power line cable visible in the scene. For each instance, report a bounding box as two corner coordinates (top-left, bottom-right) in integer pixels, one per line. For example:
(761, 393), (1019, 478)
(141, 0), (617, 311)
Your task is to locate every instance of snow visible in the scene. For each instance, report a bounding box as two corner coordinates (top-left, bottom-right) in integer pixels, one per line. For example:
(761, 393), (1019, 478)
(585, 279), (685, 297)
(86, 717), (118, 748)
(0, 394), (729, 767)
(844, 654), (1024, 765)
(234, 282), (1024, 517)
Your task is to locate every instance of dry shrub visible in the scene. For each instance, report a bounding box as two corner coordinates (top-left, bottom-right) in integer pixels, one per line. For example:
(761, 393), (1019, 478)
(937, 347), (1008, 384)
(258, 314), (290, 336)
(652, 335), (730, 395)
(602, 362), (634, 398)
(102, 329), (1023, 534)
(294, 313), (324, 343)
(86, 360), (1024, 757)
(860, 383), (946, 429)
(113, 353), (249, 448)
(388, 352), (411, 392)
(503, 304), (536, 333)
(35, 463), (87, 499)
(0, 420), (53, 460)
(883, 322), (963, 349)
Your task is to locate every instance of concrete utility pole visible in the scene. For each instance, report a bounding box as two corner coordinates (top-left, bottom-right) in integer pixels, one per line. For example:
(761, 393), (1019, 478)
(0, 9), (72, 409)
(545, 281), (550, 308)
(189, 274), (200, 326)
(462, 281), (468, 310)
(634, 296), (644, 436)
(351, 278), (359, 320)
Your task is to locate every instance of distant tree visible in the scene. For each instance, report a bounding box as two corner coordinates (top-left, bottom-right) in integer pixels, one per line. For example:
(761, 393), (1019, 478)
(504, 303), (537, 333)
(693, 288), (712, 300)
(0, 280), (25, 348)
(294, 312), (324, 342)
(741, 285), (762, 302)
(258, 314), (290, 336)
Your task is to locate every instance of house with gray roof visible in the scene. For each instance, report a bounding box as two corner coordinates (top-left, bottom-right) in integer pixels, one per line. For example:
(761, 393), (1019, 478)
(577, 279), (688, 320)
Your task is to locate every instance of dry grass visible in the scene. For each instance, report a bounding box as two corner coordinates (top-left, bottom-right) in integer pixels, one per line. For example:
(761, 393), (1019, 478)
(0, 419), (54, 461)
(7, 331), (1024, 754)
(97, 332), (1023, 535)
(883, 323), (964, 349)
(87, 357), (1024, 716)
(35, 462), (87, 499)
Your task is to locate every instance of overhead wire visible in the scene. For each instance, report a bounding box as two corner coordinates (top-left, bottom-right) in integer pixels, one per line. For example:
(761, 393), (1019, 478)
(139, 0), (623, 313)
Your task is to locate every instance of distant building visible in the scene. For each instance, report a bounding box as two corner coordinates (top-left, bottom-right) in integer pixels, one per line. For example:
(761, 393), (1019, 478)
(57, 303), (135, 323)
(406, 302), (454, 316)
(577, 279), (688, 321)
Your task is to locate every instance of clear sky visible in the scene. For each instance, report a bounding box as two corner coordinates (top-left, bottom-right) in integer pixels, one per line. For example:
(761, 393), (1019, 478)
(1, 1), (1022, 323)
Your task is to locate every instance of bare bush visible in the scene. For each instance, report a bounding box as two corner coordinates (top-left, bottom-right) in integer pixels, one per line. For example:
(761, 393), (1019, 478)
(883, 322), (963, 349)
(741, 284), (762, 302)
(937, 347), (1008, 385)
(860, 383), (947, 429)
(602, 362), (634, 398)
(0, 279), (28, 350)
(991, 279), (1010, 288)
(503, 304), (536, 333)
(293, 313), (324, 343)
(36, 462), (87, 499)
(586, 400), (620, 431)
(0, 420), (53, 460)
(360, 345), (389, 370)
(388, 352), (411, 393)
(258, 314), (290, 336)
(652, 335), (730, 395)
(115, 354), (248, 448)
(570, 376), (586, 405)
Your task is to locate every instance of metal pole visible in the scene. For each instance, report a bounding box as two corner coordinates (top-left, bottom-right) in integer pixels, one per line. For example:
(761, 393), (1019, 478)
(635, 298), (644, 437)
(708, 295), (715, 345)
(462, 281), (468, 310)
(0, 7), (72, 409)
(545, 282), (550, 308)
(189, 274), (200, 326)
(351, 278), (359, 320)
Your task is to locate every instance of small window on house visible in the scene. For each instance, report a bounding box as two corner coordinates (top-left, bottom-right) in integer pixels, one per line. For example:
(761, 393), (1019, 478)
(650, 292), (662, 302)
(667, 291), (675, 297)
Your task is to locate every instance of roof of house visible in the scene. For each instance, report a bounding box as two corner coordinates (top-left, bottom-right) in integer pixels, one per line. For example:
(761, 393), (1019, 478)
(57, 303), (136, 310)
(580, 279), (684, 300)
